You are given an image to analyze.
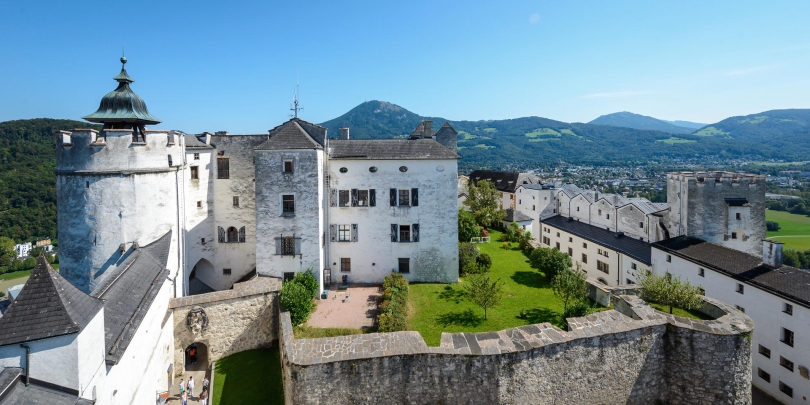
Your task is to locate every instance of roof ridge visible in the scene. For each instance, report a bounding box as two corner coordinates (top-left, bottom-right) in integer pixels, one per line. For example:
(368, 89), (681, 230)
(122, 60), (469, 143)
(292, 121), (322, 147)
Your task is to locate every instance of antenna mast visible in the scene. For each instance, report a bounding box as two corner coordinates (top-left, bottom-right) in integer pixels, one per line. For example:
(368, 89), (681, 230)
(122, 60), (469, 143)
(290, 85), (303, 118)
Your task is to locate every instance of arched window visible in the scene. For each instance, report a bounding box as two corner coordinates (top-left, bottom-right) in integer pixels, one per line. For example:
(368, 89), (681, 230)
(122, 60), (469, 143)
(597, 278), (608, 285)
(227, 227), (239, 242)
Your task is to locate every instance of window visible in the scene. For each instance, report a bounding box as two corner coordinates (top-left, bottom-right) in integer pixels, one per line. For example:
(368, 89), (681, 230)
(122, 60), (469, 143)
(569, 237), (573, 243)
(338, 225), (351, 242)
(399, 258), (410, 273)
(666, 254), (671, 263)
(339, 190), (350, 207)
(340, 258), (351, 272)
(735, 305), (745, 313)
(283, 272), (295, 282)
(568, 248), (573, 256)
(86, 181), (89, 189)
(736, 213), (741, 220)
(191, 166), (199, 180)
(399, 166), (408, 172)
(193, 153), (200, 160)
(597, 260), (609, 273)
(582, 242), (587, 248)
(223, 268), (231, 275)
(698, 268), (704, 277)
(399, 225), (411, 242)
(639, 221), (644, 228)
(555, 242), (560, 250)
(780, 356), (794, 372)
(758, 368), (770, 383)
(556, 232), (560, 237)
(598, 209), (602, 215)
(339, 167), (348, 173)
(168, 155), (173, 166)
(626, 278), (634, 285)
(519, 199), (521, 204)
(227, 227), (239, 242)
(606, 214), (610, 219)
(542, 237), (550, 245)
(201, 238), (205, 244)
(781, 328), (794, 347)
(283, 160), (293, 173)
(582, 254), (588, 264)
(233, 196), (239, 207)
(533, 205), (536, 211)
(731, 232), (737, 239)
(197, 201), (202, 208)
(398, 189), (410, 206)
(736, 283), (744, 294)
(631, 262), (637, 270)
(576, 207), (580, 212)
(280, 236), (295, 255)
(282, 195), (295, 214)
(369, 166), (377, 173)
(759, 345), (771, 358)
(784, 303), (793, 315)
(217, 158), (229, 179)
(779, 381), (793, 398)
(357, 190), (369, 206)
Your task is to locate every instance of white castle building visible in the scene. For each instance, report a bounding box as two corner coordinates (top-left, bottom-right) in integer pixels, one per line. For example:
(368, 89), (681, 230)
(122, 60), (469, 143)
(0, 58), (459, 404)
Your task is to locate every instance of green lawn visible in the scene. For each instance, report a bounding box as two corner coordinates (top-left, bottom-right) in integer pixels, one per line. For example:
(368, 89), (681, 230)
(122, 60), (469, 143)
(294, 325), (365, 338)
(213, 348), (283, 405)
(408, 230), (608, 346)
(766, 210), (810, 251)
(648, 302), (714, 320)
(0, 270), (33, 281)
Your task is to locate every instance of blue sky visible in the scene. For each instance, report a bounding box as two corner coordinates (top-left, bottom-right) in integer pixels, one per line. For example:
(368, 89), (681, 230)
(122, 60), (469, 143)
(1, 1), (809, 133)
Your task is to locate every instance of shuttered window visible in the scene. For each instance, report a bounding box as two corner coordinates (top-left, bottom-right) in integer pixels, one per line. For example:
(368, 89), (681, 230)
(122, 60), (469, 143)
(217, 158), (229, 179)
(339, 190), (350, 207)
(275, 236), (302, 255)
(369, 189), (376, 206)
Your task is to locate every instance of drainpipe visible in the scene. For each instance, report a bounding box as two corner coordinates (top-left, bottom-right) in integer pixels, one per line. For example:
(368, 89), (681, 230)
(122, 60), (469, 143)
(19, 344), (30, 387)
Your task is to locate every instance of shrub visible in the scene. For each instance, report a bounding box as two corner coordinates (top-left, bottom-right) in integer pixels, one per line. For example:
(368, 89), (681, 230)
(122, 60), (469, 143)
(637, 272), (703, 314)
(766, 221), (781, 232)
(462, 260), (487, 275)
(458, 209), (481, 242)
(280, 281), (313, 326)
(530, 247), (572, 281)
(378, 272), (409, 332)
(563, 300), (592, 319)
(475, 253), (492, 271)
(294, 268), (319, 298)
(458, 243), (479, 273)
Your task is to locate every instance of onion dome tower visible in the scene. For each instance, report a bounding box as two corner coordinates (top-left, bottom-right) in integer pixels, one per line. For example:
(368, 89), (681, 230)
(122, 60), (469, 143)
(83, 57), (161, 139)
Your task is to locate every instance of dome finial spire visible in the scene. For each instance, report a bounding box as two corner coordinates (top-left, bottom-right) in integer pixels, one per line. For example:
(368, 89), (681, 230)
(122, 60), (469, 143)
(121, 48), (127, 66)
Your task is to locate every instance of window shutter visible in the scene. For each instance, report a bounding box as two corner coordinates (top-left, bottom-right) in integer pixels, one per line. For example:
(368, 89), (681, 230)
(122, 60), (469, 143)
(412, 224), (419, 242)
(351, 189), (359, 207)
(351, 224), (358, 242)
(390, 188), (397, 206)
(369, 189), (376, 207)
(391, 224), (398, 242)
(294, 237), (302, 255)
(411, 188), (419, 206)
(275, 237), (281, 254)
(239, 226), (246, 243)
(330, 188), (337, 207)
(330, 224), (337, 242)
(218, 227), (225, 243)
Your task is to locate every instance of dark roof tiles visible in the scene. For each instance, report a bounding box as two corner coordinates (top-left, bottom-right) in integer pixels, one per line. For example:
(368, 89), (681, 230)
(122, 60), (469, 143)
(328, 138), (458, 160)
(257, 119), (324, 150)
(541, 216), (652, 264)
(504, 208), (533, 222)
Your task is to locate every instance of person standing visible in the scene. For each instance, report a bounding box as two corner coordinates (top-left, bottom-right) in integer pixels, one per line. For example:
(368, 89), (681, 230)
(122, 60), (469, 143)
(203, 376), (209, 392)
(181, 390), (187, 405)
(187, 376), (195, 399)
(179, 379), (185, 396)
(200, 388), (208, 405)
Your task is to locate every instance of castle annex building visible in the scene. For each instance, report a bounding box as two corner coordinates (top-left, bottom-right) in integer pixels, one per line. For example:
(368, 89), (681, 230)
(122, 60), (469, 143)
(0, 58), (459, 404)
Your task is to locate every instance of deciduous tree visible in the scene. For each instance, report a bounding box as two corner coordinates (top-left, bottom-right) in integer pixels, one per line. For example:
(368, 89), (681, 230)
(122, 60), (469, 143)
(458, 209), (481, 242)
(464, 275), (503, 320)
(464, 180), (505, 228)
(551, 265), (588, 314)
(637, 272), (704, 314)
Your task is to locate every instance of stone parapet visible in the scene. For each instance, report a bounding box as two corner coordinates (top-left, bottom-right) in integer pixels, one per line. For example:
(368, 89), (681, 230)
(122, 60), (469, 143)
(169, 276), (280, 309)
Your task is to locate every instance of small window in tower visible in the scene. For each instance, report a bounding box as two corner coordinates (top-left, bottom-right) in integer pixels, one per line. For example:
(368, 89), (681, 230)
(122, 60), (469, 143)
(193, 153), (200, 160)
(283, 160), (293, 173)
(339, 167), (348, 173)
(233, 196), (239, 207)
(201, 238), (205, 244)
(369, 166), (378, 173)
(168, 155), (173, 167)
(731, 232), (738, 239)
(399, 166), (408, 172)
(639, 222), (644, 228)
(86, 181), (90, 189)
(282, 195), (295, 214)
(227, 227), (239, 242)
(736, 212), (741, 220)
(223, 268), (232, 275)
(191, 166), (199, 180)
(217, 158), (230, 179)
(197, 201), (202, 208)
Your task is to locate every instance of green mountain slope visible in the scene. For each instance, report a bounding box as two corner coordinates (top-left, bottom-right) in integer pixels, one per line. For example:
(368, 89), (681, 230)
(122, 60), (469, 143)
(589, 111), (693, 134)
(0, 119), (101, 242)
(693, 109), (810, 140)
(665, 120), (706, 130)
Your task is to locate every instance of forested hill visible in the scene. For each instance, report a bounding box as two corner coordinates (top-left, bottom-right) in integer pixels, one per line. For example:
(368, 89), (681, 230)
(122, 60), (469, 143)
(321, 101), (810, 171)
(0, 119), (101, 242)
(588, 111), (694, 134)
(692, 109), (810, 140)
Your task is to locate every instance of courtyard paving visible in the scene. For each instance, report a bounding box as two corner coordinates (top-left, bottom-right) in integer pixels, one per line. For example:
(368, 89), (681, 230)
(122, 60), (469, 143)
(308, 286), (381, 330)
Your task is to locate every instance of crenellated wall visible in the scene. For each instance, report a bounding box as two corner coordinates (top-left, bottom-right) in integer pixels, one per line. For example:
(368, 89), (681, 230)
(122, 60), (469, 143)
(279, 295), (753, 405)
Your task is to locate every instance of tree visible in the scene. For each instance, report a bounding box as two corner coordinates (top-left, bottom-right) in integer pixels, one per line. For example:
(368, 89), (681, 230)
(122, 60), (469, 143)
(766, 221), (781, 232)
(458, 209), (481, 242)
(530, 247), (572, 281)
(29, 246), (45, 258)
(458, 243), (480, 274)
(294, 268), (319, 298)
(464, 275), (503, 320)
(0, 237), (14, 267)
(464, 180), (505, 228)
(551, 265), (588, 314)
(637, 272), (704, 314)
(279, 281), (314, 326)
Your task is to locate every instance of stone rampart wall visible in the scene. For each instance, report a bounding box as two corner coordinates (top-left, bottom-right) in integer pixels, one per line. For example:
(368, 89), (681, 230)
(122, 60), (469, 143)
(171, 277), (280, 375)
(280, 295), (753, 405)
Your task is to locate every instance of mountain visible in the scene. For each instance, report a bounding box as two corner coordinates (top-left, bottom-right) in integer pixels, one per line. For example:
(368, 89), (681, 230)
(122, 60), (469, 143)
(665, 120), (706, 130)
(692, 109), (810, 140)
(321, 102), (810, 171)
(0, 119), (102, 243)
(588, 112), (693, 134)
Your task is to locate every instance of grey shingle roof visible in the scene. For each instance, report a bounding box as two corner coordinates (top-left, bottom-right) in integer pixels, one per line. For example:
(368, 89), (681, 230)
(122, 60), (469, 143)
(653, 237), (810, 309)
(256, 119), (323, 150)
(0, 368), (93, 405)
(541, 215), (652, 264)
(91, 231), (172, 364)
(328, 139), (459, 160)
(469, 170), (541, 193)
(0, 257), (104, 347)
(504, 208), (533, 222)
(184, 134), (213, 149)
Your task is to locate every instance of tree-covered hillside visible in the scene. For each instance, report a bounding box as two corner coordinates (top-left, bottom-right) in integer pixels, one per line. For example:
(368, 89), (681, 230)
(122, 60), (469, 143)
(589, 111), (694, 134)
(693, 109), (810, 140)
(0, 119), (101, 242)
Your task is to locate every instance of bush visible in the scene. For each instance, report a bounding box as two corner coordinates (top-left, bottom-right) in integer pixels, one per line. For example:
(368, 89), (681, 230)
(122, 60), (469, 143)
(476, 253), (492, 271)
(280, 281), (313, 326)
(458, 243), (479, 273)
(462, 260), (487, 275)
(458, 209), (481, 242)
(378, 272), (409, 332)
(294, 268), (319, 298)
(563, 300), (593, 319)
(766, 221), (781, 232)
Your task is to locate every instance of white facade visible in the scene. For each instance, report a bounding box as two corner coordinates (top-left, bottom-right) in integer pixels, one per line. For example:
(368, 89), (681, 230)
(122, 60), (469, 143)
(13, 243), (31, 259)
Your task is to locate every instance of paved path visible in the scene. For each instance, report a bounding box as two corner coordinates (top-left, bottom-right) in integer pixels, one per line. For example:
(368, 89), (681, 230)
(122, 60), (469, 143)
(308, 286), (381, 330)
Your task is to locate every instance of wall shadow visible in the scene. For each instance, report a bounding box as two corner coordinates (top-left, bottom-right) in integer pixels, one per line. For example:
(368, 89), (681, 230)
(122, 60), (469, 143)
(436, 309), (483, 328)
(437, 285), (466, 304)
(510, 271), (549, 289)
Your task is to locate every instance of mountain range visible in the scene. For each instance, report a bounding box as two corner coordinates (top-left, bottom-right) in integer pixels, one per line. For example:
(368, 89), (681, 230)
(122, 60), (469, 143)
(588, 112), (703, 134)
(322, 102), (810, 170)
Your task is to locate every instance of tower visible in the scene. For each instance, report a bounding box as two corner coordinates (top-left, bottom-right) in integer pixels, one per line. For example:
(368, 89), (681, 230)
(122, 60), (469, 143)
(55, 57), (185, 293)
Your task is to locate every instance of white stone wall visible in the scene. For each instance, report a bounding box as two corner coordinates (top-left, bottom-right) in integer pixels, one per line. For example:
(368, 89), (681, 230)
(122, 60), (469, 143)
(515, 187), (556, 238)
(568, 195), (591, 223)
(0, 332), (78, 390)
(184, 148), (218, 290)
(100, 280), (176, 405)
(590, 198), (615, 231)
(651, 247), (809, 405)
(328, 158), (458, 285)
(76, 309), (107, 400)
(616, 205), (649, 241)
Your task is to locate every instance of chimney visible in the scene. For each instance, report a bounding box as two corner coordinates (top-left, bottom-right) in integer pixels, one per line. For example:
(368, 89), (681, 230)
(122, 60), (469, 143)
(423, 121), (433, 138)
(762, 239), (783, 267)
(215, 131), (229, 136)
(203, 132), (212, 145)
(339, 128), (350, 140)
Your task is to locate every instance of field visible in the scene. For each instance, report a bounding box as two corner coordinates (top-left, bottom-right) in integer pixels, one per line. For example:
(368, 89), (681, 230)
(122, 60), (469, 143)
(693, 126), (730, 137)
(213, 348), (283, 405)
(766, 210), (810, 251)
(408, 229), (608, 346)
(657, 137), (697, 144)
(525, 128), (561, 138)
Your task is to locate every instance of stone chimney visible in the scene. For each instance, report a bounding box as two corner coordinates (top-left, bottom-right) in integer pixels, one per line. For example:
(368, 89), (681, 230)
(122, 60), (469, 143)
(203, 132), (212, 145)
(215, 131), (229, 136)
(423, 121), (433, 138)
(339, 128), (350, 140)
(762, 240), (783, 267)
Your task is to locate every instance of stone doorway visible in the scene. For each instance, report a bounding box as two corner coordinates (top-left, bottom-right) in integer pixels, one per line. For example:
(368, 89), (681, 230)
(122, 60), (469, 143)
(185, 342), (209, 372)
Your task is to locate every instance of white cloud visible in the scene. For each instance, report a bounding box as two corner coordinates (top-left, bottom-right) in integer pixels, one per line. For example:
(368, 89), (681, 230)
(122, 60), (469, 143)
(725, 65), (774, 76)
(580, 91), (650, 99)
(529, 13), (540, 24)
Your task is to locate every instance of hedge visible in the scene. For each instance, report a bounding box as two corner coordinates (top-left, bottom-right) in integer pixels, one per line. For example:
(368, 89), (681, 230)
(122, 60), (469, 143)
(377, 272), (409, 332)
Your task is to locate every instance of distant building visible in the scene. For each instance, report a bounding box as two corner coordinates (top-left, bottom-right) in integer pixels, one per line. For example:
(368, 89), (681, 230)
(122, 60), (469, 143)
(466, 170), (542, 210)
(34, 238), (51, 247)
(13, 243), (31, 259)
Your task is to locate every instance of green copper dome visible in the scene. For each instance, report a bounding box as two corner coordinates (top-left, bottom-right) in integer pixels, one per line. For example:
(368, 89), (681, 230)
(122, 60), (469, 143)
(83, 57), (161, 125)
